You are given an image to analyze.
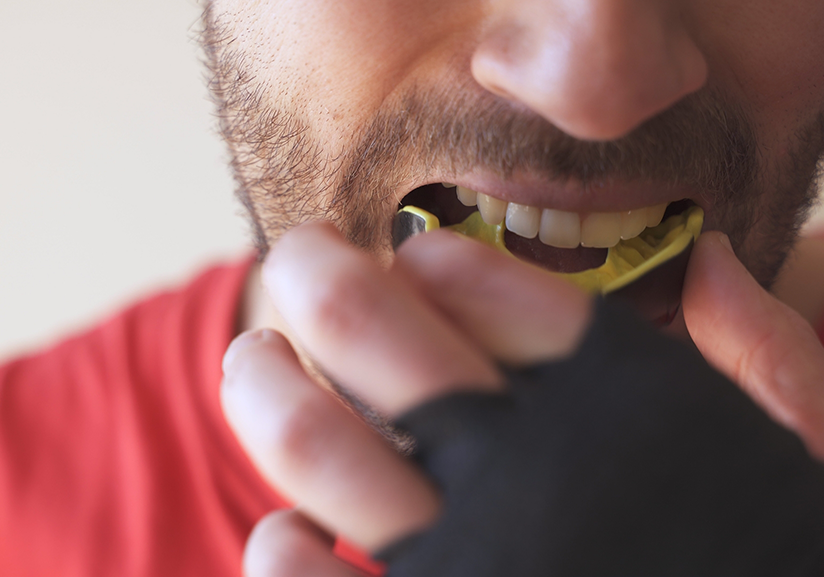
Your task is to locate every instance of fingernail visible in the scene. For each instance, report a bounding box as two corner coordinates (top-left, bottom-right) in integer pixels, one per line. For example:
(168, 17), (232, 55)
(718, 233), (734, 254)
(222, 328), (279, 375)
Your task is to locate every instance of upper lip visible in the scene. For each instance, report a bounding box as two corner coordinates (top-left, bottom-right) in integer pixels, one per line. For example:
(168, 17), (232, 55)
(398, 169), (710, 215)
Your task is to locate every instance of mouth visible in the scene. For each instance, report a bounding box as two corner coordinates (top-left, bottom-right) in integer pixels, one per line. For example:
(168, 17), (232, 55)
(395, 182), (703, 324)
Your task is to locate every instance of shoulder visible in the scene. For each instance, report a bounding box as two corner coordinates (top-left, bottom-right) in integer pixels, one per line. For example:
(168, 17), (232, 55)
(0, 255), (281, 575)
(0, 256), (255, 410)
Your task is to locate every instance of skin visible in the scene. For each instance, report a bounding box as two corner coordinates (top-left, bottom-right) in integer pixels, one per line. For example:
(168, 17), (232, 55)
(204, 0), (824, 278)
(205, 0), (824, 574)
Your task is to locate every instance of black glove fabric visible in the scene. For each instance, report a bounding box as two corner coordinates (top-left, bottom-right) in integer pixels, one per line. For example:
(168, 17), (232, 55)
(378, 300), (824, 576)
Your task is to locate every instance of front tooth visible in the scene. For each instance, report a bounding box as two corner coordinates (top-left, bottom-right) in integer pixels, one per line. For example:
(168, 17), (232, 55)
(620, 209), (648, 240)
(581, 212), (622, 248)
(442, 182), (457, 188)
(477, 192), (507, 225)
(539, 208), (581, 248)
(646, 203), (667, 228)
(505, 202), (540, 238)
(456, 185), (477, 207)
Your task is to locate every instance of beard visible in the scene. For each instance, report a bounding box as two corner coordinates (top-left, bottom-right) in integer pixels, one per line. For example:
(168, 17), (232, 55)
(201, 4), (823, 446)
(202, 5), (824, 292)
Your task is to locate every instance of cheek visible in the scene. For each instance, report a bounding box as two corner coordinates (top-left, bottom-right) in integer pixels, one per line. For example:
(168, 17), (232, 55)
(696, 2), (824, 135)
(222, 0), (477, 147)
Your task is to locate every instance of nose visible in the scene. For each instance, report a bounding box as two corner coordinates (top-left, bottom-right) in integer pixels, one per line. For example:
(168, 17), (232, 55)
(471, 0), (708, 141)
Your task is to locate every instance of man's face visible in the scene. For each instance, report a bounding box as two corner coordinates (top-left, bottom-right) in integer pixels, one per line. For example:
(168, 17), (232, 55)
(203, 0), (824, 290)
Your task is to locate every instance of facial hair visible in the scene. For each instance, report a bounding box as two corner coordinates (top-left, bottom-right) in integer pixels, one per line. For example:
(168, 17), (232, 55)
(202, 6), (823, 293)
(201, 4), (824, 448)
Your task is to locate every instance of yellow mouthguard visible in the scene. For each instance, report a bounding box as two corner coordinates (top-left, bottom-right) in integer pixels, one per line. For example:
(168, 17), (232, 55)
(396, 204), (704, 295)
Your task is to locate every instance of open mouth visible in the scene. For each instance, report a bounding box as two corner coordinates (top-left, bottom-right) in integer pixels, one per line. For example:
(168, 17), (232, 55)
(394, 183), (703, 324)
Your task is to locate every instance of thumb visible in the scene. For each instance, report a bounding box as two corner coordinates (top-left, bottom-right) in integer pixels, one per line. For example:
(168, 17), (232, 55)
(683, 231), (824, 460)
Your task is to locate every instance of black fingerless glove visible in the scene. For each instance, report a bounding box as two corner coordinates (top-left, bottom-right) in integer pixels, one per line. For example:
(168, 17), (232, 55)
(378, 300), (824, 576)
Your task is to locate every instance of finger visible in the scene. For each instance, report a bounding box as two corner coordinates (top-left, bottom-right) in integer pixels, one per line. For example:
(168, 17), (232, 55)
(263, 221), (503, 415)
(683, 232), (824, 458)
(394, 229), (593, 365)
(244, 510), (359, 577)
(221, 329), (441, 551)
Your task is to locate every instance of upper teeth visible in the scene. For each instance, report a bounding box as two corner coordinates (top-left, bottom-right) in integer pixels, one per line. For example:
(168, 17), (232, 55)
(454, 185), (667, 249)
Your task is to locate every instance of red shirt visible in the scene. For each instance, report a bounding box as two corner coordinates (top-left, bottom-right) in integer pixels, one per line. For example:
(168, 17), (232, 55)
(2, 257), (823, 576)
(0, 259), (285, 576)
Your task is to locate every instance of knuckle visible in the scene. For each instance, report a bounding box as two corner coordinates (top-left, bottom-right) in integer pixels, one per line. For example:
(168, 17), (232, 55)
(733, 327), (775, 392)
(732, 311), (813, 405)
(270, 393), (338, 481)
(305, 264), (379, 344)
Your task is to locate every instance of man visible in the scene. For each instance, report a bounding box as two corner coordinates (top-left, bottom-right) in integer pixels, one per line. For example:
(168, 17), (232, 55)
(2, 0), (824, 575)
(209, 0), (824, 573)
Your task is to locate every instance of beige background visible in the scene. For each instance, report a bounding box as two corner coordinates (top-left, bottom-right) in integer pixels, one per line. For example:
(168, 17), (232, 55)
(0, 0), (249, 360)
(1, 1), (823, 360)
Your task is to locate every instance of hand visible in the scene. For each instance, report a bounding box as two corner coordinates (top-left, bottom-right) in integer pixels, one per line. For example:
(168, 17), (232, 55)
(221, 224), (824, 576)
(220, 221), (593, 576)
(683, 232), (824, 459)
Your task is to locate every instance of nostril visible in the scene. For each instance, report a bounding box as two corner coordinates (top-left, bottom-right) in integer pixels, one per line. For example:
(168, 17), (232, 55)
(470, 2), (709, 142)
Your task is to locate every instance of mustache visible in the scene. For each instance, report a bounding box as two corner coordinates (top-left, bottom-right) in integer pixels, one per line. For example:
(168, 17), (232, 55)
(334, 80), (759, 246)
